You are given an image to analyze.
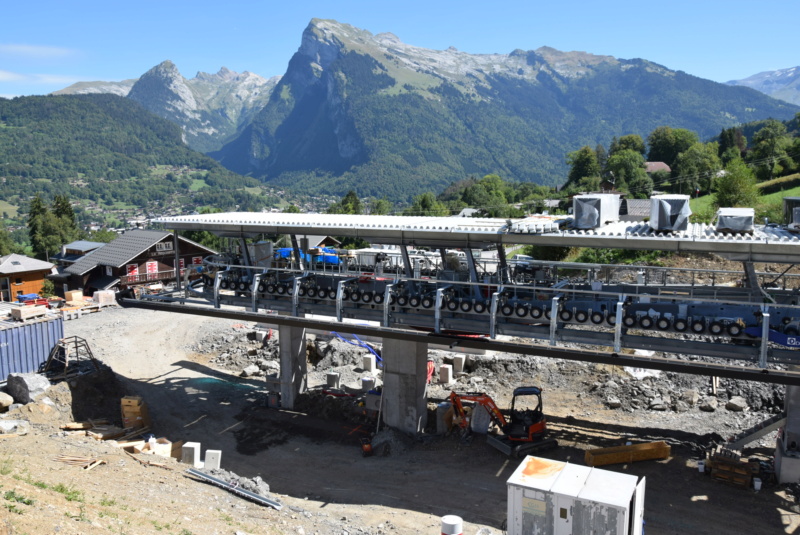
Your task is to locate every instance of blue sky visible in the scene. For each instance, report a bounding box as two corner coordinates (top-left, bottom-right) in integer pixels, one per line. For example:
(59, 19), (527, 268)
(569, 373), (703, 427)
(1, 0), (797, 98)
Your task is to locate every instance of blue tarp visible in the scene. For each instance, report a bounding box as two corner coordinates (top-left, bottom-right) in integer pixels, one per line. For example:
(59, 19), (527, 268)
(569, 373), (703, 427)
(17, 294), (39, 302)
(274, 247), (339, 265)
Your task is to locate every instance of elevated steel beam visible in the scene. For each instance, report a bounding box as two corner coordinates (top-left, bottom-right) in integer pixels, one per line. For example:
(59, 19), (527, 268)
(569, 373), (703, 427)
(118, 297), (800, 386)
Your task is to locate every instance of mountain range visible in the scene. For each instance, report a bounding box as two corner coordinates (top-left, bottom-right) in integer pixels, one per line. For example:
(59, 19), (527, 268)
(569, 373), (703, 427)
(56, 63), (280, 153)
(727, 66), (800, 106)
(52, 19), (800, 200)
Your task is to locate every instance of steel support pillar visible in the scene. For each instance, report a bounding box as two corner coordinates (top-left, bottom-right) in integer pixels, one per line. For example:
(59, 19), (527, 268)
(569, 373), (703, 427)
(279, 325), (307, 410)
(381, 338), (428, 434)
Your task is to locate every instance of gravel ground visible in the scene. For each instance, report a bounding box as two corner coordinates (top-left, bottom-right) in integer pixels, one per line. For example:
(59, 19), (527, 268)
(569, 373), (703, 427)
(0, 305), (794, 534)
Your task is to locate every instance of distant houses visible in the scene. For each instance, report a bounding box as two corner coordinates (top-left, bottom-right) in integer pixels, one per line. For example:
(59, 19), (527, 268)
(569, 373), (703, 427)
(0, 254), (55, 302)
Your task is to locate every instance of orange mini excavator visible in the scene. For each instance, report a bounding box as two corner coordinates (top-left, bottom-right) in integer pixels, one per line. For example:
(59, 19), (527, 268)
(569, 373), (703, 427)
(448, 386), (558, 457)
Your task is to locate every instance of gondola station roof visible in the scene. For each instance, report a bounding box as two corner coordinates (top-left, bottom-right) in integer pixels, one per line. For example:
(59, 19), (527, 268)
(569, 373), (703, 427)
(152, 212), (800, 263)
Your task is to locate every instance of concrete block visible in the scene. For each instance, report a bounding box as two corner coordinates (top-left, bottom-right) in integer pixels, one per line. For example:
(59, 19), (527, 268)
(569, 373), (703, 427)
(361, 376), (376, 392)
(436, 402), (453, 435)
(326, 372), (340, 389)
(452, 355), (466, 374)
(204, 449), (222, 470)
(439, 364), (454, 385)
(362, 354), (376, 373)
(181, 442), (203, 468)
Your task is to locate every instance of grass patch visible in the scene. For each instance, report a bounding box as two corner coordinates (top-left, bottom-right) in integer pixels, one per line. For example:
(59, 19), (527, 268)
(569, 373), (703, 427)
(4, 490), (34, 506)
(189, 179), (208, 192)
(99, 496), (117, 507)
(52, 483), (84, 503)
(0, 457), (13, 476)
(0, 200), (18, 218)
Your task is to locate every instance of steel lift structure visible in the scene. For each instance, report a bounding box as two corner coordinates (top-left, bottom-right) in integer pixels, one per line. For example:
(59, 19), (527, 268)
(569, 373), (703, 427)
(117, 208), (800, 481)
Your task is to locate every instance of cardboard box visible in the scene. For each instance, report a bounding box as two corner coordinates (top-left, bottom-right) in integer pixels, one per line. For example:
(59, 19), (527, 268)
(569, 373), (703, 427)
(137, 438), (184, 459)
(93, 290), (116, 305)
(11, 306), (47, 321)
(121, 397), (151, 428)
(65, 290), (84, 302)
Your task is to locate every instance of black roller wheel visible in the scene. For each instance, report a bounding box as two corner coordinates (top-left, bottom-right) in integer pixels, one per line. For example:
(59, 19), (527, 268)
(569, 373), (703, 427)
(422, 296), (435, 309)
(727, 323), (743, 337)
(622, 315), (637, 328)
(559, 309), (573, 322)
(446, 300), (459, 311)
(673, 318), (688, 332)
(306, 287), (317, 298)
(342, 290), (350, 301)
(607, 313), (617, 326)
(691, 320), (705, 334)
(362, 292), (373, 303)
(709, 321), (724, 335)
(373, 293), (385, 304)
(409, 296), (421, 308)
(276, 285), (286, 294)
(544, 309), (552, 320)
(575, 310), (588, 323)
(298, 287), (307, 296)
(460, 301), (473, 313)
(350, 291), (361, 302)
(515, 305), (528, 318)
(286, 286), (294, 296)
(639, 316), (654, 329)
(474, 302), (487, 314)
(220, 280), (229, 290)
(530, 307), (543, 319)
(257, 283), (266, 293)
(590, 311), (604, 324)
(396, 295), (408, 307)
(266, 284), (276, 294)
(501, 304), (514, 316)
(238, 281), (248, 291)
(656, 317), (671, 330)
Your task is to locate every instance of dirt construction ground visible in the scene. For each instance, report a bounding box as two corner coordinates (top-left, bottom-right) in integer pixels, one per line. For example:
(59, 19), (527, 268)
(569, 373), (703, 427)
(0, 305), (799, 534)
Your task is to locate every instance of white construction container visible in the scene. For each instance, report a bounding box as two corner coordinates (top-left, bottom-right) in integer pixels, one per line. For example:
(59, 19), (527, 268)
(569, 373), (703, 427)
(649, 194), (691, 232)
(572, 194), (621, 229)
(506, 456), (645, 535)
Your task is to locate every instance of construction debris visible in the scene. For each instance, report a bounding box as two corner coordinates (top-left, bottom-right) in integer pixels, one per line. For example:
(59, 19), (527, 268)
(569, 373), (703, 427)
(55, 455), (106, 471)
(706, 445), (760, 487)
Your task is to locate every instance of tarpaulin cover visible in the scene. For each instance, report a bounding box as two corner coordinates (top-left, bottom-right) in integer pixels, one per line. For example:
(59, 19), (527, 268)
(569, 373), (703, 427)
(573, 194), (620, 229)
(649, 195), (691, 231)
(716, 208), (754, 232)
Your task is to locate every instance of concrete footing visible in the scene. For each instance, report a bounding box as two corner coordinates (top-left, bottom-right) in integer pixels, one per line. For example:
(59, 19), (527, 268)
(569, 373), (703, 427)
(182, 442), (203, 468)
(279, 325), (307, 410)
(452, 355), (466, 374)
(204, 450), (222, 470)
(439, 364), (454, 385)
(362, 355), (377, 373)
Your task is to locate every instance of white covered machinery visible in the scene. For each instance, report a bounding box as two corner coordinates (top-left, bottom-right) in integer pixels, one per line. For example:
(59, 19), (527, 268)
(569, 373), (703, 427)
(506, 456), (645, 535)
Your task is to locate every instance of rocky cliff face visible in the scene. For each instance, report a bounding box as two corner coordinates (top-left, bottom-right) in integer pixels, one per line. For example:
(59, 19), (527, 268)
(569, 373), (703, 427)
(727, 66), (800, 106)
(212, 19), (798, 199)
(55, 61), (280, 152)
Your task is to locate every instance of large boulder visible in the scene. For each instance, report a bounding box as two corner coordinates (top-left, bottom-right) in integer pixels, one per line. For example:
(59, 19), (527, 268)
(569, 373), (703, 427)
(726, 396), (748, 412)
(6, 373), (51, 404)
(0, 392), (14, 409)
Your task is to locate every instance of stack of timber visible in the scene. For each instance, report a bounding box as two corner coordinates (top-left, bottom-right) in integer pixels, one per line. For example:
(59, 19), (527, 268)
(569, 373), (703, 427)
(706, 445), (759, 487)
(584, 441), (671, 467)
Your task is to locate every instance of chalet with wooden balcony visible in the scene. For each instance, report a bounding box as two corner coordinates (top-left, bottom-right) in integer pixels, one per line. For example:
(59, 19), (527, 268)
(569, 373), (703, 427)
(53, 229), (216, 295)
(0, 254), (56, 302)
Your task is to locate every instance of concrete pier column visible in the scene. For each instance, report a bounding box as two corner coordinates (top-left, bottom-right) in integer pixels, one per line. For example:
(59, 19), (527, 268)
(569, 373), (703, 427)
(381, 339), (428, 434)
(279, 325), (307, 410)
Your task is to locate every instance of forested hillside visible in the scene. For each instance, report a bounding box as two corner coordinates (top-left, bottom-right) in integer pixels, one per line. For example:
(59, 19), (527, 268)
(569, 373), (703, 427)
(0, 94), (277, 225)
